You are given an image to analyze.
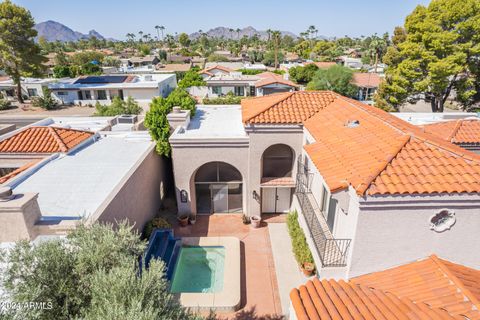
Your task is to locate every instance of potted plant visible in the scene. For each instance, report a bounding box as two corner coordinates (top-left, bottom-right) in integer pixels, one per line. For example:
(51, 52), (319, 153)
(189, 214), (197, 225)
(242, 214), (251, 225)
(301, 262), (315, 276)
(250, 215), (262, 228)
(178, 214), (189, 227)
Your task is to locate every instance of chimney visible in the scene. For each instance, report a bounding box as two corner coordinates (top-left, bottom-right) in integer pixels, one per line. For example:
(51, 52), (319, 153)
(166, 106), (190, 132)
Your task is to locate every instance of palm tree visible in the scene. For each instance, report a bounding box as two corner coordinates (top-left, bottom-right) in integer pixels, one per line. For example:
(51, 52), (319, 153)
(138, 31), (144, 43)
(271, 30), (281, 70)
(160, 26), (165, 41)
(155, 25), (161, 43)
(236, 28), (241, 40)
(266, 29), (272, 43)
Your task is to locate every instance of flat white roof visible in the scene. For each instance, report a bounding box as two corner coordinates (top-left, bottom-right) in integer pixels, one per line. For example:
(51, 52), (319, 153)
(32, 116), (115, 132)
(48, 74), (175, 90)
(392, 112), (479, 125)
(173, 105), (246, 138)
(13, 132), (152, 218)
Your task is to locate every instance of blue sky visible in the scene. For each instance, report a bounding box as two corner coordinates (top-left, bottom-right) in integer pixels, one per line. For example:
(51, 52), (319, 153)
(13, 0), (431, 40)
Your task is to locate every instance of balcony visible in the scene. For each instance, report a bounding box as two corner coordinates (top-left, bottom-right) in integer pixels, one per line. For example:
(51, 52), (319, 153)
(295, 157), (351, 267)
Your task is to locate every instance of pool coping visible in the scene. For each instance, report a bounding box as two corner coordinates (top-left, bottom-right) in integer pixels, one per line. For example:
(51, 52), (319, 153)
(174, 236), (241, 313)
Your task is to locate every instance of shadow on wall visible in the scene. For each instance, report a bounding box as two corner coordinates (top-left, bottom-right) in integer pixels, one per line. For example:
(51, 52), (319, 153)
(216, 306), (285, 320)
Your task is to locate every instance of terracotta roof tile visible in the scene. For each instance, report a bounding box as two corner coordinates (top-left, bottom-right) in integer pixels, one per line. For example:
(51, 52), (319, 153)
(200, 65), (233, 75)
(351, 73), (382, 88)
(260, 177), (295, 187)
(0, 126), (94, 153)
(291, 256), (480, 320)
(254, 72), (298, 88)
(423, 119), (480, 145)
(0, 160), (39, 184)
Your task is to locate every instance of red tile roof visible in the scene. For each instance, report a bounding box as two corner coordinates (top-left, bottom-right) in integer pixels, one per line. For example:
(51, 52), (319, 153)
(352, 72), (382, 88)
(0, 160), (39, 184)
(290, 256), (480, 320)
(423, 119), (480, 145)
(200, 65), (233, 75)
(0, 126), (94, 153)
(242, 91), (480, 196)
(260, 177), (295, 187)
(255, 72), (298, 88)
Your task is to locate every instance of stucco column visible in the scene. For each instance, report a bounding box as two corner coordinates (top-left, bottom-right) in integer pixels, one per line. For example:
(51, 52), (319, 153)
(0, 191), (41, 242)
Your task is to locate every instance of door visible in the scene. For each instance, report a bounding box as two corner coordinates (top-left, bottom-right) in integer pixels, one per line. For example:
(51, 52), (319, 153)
(262, 188), (277, 213)
(276, 188), (291, 213)
(262, 188), (292, 213)
(211, 184), (228, 213)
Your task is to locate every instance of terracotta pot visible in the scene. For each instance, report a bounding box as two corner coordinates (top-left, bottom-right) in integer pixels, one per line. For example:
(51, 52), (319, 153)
(250, 215), (262, 228)
(178, 215), (189, 227)
(189, 216), (196, 225)
(302, 262), (315, 276)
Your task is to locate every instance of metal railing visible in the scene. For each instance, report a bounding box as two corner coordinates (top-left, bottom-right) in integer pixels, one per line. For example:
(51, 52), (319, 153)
(295, 156), (351, 267)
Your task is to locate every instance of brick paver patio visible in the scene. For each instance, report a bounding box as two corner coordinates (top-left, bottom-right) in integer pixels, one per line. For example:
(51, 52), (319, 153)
(174, 214), (285, 319)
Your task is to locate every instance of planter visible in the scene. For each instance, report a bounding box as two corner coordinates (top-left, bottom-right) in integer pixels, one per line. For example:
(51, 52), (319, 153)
(189, 215), (197, 225)
(301, 262), (315, 277)
(178, 215), (189, 227)
(250, 215), (262, 228)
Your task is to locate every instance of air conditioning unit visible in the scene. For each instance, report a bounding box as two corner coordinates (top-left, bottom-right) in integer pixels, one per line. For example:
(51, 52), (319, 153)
(117, 115), (138, 124)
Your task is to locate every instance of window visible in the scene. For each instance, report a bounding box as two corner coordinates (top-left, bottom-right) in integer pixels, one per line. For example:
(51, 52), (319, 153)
(96, 90), (107, 100)
(234, 86), (245, 96)
(262, 144), (294, 178)
(430, 209), (456, 233)
(27, 88), (38, 97)
(56, 91), (68, 96)
(212, 86), (222, 95)
(320, 185), (329, 213)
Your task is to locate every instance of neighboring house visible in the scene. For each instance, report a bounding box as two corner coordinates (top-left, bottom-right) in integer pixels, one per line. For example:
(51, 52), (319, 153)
(0, 120), (164, 243)
(0, 78), (56, 101)
(290, 255), (480, 320)
(204, 62), (244, 71)
(306, 61), (337, 69)
(196, 66), (297, 97)
(128, 55), (160, 67)
(168, 91), (480, 281)
(339, 56), (364, 69)
(422, 118), (480, 153)
(48, 74), (177, 105)
(351, 72), (382, 104)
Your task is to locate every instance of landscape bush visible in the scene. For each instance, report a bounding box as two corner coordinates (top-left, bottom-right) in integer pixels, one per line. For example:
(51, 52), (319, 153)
(94, 96), (142, 116)
(142, 217), (172, 240)
(203, 92), (242, 105)
(237, 68), (263, 75)
(31, 88), (59, 110)
(0, 98), (11, 110)
(287, 210), (314, 267)
(178, 68), (206, 88)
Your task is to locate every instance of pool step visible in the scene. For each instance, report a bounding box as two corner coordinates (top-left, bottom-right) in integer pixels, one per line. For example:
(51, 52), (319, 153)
(143, 229), (182, 281)
(165, 239), (182, 281)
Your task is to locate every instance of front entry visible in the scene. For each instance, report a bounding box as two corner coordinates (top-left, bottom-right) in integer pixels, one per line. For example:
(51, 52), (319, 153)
(211, 184), (228, 212)
(262, 188), (292, 213)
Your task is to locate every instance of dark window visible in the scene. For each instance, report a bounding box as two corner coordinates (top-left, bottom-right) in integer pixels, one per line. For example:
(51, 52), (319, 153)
(195, 162), (242, 183)
(234, 86), (244, 96)
(262, 144), (294, 178)
(97, 90), (107, 100)
(27, 88), (38, 97)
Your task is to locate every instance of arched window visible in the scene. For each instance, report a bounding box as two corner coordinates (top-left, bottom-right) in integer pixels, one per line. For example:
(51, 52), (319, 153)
(262, 144), (294, 178)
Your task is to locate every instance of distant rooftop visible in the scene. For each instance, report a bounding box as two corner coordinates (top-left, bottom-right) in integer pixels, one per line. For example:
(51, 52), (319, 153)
(13, 132), (152, 218)
(172, 105), (246, 139)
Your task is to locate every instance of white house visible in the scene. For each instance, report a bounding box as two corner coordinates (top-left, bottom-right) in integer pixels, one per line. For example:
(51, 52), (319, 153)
(48, 74), (177, 105)
(0, 78), (56, 101)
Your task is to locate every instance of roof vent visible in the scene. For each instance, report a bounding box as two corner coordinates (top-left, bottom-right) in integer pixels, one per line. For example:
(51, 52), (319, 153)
(345, 120), (360, 128)
(0, 186), (13, 202)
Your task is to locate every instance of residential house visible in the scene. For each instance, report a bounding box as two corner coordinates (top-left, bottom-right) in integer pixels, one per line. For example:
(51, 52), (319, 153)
(339, 56), (364, 69)
(204, 62), (244, 71)
(0, 77), (56, 101)
(0, 118), (164, 243)
(168, 91), (480, 281)
(351, 72), (382, 104)
(290, 255), (480, 320)
(48, 74), (177, 106)
(128, 55), (160, 67)
(195, 66), (297, 97)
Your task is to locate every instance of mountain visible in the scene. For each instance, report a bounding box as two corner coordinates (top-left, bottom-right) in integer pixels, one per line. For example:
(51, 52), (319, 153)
(34, 20), (107, 42)
(189, 26), (300, 40)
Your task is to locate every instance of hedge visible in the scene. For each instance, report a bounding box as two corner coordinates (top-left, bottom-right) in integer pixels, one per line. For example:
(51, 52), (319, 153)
(287, 210), (314, 266)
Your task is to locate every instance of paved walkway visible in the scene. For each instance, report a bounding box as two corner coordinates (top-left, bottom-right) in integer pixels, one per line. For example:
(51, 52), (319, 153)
(268, 223), (310, 317)
(174, 214), (283, 319)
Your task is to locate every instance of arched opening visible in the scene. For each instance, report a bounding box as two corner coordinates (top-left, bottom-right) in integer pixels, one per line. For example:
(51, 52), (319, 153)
(194, 162), (243, 214)
(262, 144), (294, 178)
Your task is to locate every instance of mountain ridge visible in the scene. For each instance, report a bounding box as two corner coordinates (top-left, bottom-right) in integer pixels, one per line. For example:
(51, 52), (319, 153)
(34, 20), (107, 42)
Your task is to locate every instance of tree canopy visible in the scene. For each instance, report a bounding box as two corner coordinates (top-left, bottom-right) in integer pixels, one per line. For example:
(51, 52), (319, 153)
(289, 64), (319, 84)
(307, 65), (358, 98)
(375, 0), (480, 112)
(0, 222), (203, 320)
(0, 0), (46, 102)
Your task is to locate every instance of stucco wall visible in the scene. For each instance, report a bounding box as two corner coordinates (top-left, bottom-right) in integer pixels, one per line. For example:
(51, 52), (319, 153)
(171, 144), (249, 215)
(349, 197), (480, 277)
(247, 126), (304, 216)
(94, 145), (165, 231)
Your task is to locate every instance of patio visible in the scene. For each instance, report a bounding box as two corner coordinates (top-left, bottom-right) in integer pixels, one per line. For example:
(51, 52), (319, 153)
(173, 214), (285, 319)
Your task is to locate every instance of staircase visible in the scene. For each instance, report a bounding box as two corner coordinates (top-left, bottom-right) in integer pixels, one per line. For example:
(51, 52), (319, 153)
(143, 229), (182, 281)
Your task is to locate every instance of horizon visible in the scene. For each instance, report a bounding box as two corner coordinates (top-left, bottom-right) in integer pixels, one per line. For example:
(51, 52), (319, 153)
(12, 0), (430, 40)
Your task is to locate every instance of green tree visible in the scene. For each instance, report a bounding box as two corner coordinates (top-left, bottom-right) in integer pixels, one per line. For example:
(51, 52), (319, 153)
(94, 96), (142, 116)
(144, 88), (196, 156)
(178, 33), (190, 47)
(307, 65), (358, 98)
(289, 64), (319, 84)
(1, 222), (203, 320)
(0, 0), (46, 103)
(70, 51), (104, 66)
(31, 88), (58, 110)
(376, 0), (480, 112)
(178, 69), (206, 88)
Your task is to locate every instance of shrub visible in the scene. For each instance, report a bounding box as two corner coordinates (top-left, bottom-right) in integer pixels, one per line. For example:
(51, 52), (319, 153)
(307, 65), (358, 98)
(287, 211), (314, 267)
(237, 69), (263, 75)
(94, 96), (142, 116)
(207, 53), (230, 62)
(142, 217), (172, 240)
(0, 98), (11, 110)
(178, 69), (206, 88)
(289, 64), (319, 84)
(203, 92), (242, 105)
(32, 88), (58, 110)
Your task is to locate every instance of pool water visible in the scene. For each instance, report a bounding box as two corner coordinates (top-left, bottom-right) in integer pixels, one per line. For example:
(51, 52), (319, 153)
(170, 246), (225, 293)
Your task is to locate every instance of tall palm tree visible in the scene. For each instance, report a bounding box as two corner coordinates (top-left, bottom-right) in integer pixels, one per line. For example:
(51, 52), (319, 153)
(271, 30), (281, 70)
(138, 31), (144, 43)
(155, 26), (161, 43)
(160, 26), (165, 41)
(236, 28), (241, 40)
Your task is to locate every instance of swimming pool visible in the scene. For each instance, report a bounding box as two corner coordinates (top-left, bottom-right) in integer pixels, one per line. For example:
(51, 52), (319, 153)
(171, 246), (225, 293)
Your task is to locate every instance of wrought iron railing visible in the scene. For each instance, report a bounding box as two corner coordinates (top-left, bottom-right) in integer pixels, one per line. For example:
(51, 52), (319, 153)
(295, 156), (351, 267)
